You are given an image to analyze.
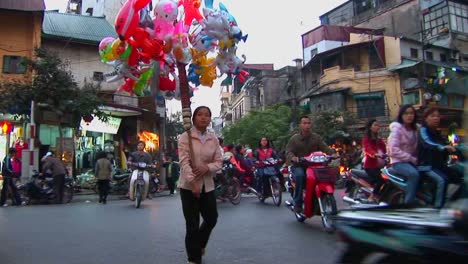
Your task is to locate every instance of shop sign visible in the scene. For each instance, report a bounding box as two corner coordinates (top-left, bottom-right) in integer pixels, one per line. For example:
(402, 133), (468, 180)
(80, 116), (122, 134)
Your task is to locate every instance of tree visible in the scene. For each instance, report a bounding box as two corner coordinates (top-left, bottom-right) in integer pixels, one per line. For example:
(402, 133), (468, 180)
(222, 104), (293, 150)
(311, 110), (357, 144)
(165, 111), (184, 153)
(0, 48), (108, 156)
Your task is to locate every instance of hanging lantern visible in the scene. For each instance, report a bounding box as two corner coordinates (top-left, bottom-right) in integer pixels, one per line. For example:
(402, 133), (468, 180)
(82, 114), (94, 125)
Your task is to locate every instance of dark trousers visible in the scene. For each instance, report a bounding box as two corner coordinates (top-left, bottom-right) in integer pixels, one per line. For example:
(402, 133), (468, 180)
(53, 174), (65, 204)
(365, 168), (384, 195)
(97, 179), (110, 201)
(167, 176), (176, 194)
(0, 177), (22, 205)
(180, 188), (218, 264)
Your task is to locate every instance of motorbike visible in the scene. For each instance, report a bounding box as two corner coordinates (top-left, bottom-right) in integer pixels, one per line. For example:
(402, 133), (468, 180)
(214, 160), (242, 205)
(254, 158), (282, 206)
(128, 161), (155, 208)
(285, 151), (338, 232)
(93, 168), (131, 195)
(378, 146), (465, 206)
(18, 171), (74, 204)
(341, 155), (389, 206)
(335, 199), (468, 263)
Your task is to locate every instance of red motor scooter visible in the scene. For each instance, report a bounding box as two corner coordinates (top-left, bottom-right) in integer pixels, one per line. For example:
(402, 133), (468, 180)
(285, 152), (338, 232)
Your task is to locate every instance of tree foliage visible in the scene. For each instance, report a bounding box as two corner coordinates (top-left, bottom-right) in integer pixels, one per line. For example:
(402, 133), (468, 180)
(222, 104), (293, 150)
(0, 48), (108, 127)
(311, 110), (357, 144)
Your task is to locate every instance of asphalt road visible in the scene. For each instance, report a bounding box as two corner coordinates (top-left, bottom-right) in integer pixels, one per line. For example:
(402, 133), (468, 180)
(0, 191), (347, 264)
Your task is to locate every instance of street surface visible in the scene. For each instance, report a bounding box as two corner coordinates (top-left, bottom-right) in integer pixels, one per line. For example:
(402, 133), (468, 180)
(0, 191), (347, 264)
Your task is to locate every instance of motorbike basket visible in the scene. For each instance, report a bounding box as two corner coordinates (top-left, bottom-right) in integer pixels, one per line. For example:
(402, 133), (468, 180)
(313, 168), (337, 183)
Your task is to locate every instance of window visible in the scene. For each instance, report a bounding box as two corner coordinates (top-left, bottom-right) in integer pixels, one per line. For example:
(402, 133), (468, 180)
(440, 53), (447, 62)
(93, 71), (104, 81)
(423, 2), (450, 37)
(437, 93), (449, 106)
(310, 48), (317, 59)
(402, 91), (420, 105)
(354, 92), (385, 118)
(449, 1), (468, 33)
(451, 95), (464, 108)
(425, 51), (434, 60)
(2, 55), (26, 74)
(410, 48), (418, 58)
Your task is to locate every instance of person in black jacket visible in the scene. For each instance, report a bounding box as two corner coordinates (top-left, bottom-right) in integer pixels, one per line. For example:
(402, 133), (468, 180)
(418, 107), (458, 208)
(1, 148), (24, 207)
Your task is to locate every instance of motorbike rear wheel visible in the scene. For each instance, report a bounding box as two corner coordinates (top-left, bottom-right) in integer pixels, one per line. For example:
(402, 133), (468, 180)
(135, 184), (142, 208)
(270, 177), (282, 207)
(228, 178), (241, 205)
(320, 193), (337, 232)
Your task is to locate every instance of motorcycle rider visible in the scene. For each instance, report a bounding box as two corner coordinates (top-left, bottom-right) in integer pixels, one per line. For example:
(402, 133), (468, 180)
(387, 104), (420, 205)
(127, 141), (153, 200)
(286, 115), (335, 213)
(362, 119), (387, 202)
(418, 107), (458, 208)
(254, 137), (278, 196)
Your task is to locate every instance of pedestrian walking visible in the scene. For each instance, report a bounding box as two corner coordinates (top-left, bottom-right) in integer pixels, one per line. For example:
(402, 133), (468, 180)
(178, 106), (223, 264)
(95, 151), (112, 204)
(1, 148), (24, 207)
(163, 155), (180, 195)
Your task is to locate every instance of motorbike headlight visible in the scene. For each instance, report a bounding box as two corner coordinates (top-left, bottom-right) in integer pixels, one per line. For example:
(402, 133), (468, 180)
(138, 162), (147, 168)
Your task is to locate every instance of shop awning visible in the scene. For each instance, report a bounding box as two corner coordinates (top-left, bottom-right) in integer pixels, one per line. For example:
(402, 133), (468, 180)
(387, 59), (420, 71)
(352, 92), (384, 100)
(80, 116), (122, 134)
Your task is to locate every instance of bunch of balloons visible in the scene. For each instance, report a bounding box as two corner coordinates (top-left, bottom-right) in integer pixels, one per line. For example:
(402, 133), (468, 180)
(98, 0), (248, 100)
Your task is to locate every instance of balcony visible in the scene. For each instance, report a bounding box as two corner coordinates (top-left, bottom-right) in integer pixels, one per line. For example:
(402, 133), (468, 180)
(352, 0), (411, 25)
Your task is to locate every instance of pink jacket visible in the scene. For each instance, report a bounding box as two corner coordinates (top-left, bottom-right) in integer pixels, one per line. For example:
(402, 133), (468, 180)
(387, 122), (418, 165)
(178, 128), (223, 192)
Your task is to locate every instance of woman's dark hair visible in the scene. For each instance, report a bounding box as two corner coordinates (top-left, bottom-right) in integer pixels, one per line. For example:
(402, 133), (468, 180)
(396, 104), (417, 130)
(137, 140), (146, 147)
(96, 151), (107, 160)
(226, 144), (234, 151)
(258, 136), (272, 148)
(192, 106), (212, 124)
(365, 119), (378, 140)
(235, 144), (244, 153)
(8, 147), (16, 154)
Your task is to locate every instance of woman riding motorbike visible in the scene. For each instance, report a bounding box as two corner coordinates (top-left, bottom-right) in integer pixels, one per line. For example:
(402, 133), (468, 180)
(387, 104), (420, 205)
(362, 119), (387, 202)
(253, 137), (278, 195)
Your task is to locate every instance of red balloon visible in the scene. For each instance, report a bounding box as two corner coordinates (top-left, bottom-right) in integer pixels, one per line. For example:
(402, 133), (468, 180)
(115, 0), (140, 40)
(133, 0), (151, 10)
(159, 76), (176, 91)
(128, 28), (164, 61)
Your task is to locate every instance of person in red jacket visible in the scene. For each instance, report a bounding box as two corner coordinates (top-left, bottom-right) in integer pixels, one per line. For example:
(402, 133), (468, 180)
(362, 119), (387, 201)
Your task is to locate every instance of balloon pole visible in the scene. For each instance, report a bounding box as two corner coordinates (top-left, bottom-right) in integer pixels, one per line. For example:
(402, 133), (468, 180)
(177, 62), (195, 165)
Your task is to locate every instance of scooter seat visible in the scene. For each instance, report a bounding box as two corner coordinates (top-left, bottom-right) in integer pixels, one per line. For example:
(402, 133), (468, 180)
(350, 169), (370, 180)
(385, 167), (408, 182)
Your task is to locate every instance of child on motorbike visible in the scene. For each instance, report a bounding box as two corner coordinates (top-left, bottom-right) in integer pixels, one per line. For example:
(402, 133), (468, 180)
(387, 104), (420, 205)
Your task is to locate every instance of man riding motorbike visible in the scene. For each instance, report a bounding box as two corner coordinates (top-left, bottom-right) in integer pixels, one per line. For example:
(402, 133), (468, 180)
(286, 115), (336, 213)
(127, 141), (153, 200)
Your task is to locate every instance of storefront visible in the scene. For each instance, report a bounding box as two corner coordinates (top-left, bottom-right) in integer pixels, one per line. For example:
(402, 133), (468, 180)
(76, 115), (122, 174)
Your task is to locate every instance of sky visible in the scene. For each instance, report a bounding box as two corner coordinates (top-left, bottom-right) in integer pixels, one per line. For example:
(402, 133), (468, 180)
(44, 0), (348, 117)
